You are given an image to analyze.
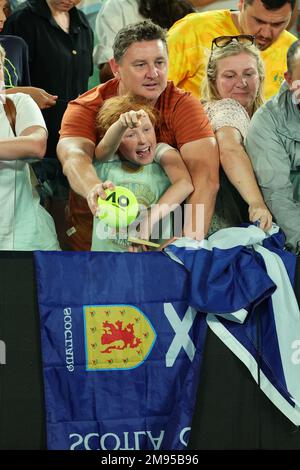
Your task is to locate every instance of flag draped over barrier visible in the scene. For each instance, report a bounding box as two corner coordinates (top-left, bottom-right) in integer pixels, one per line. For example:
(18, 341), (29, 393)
(34, 225), (300, 450)
(165, 225), (300, 426)
(34, 251), (207, 451)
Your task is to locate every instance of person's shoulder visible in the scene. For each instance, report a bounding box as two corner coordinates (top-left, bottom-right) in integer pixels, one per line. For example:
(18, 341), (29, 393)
(0, 34), (27, 47)
(168, 9), (227, 31)
(7, 92), (27, 101)
(158, 83), (210, 122)
(102, 0), (126, 8)
(118, 0), (141, 11)
(198, 9), (230, 20)
(96, 0), (116, 14)
(208, 97), (248, 113)
(6, 92), (35, 107)
(168, 11), (198, 33)
(276, 30), (297, 46)
(72, 79), (118, 108)
(74, 6), (92, 29)
(0, 34), (28, 57)
(155, 142), (175, 156)
(263, 83), (293, 123)
(3, 1), (33, 31)
(168, 10), (232, 45)
(154, 143), (168, 163)
(99, 0), (134, 15)
(251, 96), (278, 126)
(161, 81), (200, 104)
(204, 98), (249, 135)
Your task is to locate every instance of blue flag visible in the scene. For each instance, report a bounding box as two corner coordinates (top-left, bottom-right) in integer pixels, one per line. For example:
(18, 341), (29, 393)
(165, 225), (300, 426)
(34, 251), (207, 450)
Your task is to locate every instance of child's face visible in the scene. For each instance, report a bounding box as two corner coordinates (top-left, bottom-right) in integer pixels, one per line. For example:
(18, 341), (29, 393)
(118, 115), (157, 166)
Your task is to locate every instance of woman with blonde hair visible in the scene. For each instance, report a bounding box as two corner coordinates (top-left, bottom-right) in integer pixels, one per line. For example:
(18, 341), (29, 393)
(201, 36), (272, 233)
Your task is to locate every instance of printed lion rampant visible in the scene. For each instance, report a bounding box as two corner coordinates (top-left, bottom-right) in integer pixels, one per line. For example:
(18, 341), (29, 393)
(100, 320), (142, 353)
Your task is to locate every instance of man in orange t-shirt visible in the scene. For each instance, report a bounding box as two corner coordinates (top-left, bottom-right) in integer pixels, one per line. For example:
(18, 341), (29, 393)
(58, 20), (219, 250)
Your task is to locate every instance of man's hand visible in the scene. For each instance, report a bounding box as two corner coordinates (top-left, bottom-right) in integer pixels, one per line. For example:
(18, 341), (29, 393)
(87, 180), (115, 216)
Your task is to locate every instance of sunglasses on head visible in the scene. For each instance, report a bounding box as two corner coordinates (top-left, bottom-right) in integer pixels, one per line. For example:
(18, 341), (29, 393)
(211, 35), (255, 49)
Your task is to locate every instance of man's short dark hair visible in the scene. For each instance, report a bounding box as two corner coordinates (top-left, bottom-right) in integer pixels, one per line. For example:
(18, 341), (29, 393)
(113, 20), (167, 63)
(287, 39), (300, 72)
(244, 0), (295, 10)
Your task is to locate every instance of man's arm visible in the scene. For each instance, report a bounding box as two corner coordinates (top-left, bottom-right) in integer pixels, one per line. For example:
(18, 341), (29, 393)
(245, 108), (300, 253)
(57, 137), (97, 199)
(180, 136), (219, 240)
(57, 137), (110, 215)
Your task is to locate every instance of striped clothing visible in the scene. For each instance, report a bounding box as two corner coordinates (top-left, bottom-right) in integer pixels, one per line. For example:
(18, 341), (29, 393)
(167, 10), (297, 100)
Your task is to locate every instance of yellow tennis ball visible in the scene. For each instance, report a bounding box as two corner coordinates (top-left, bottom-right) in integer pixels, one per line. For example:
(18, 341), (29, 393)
(97, 186), (139, 228)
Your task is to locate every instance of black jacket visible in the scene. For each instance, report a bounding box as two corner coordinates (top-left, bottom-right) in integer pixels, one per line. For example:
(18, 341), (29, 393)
(4, 0), (93, 157)
(0, 35), (31, 87)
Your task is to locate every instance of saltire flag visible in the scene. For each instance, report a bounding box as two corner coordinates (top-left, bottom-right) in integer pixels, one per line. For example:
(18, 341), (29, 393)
(165, 224), (300, 426)
(34, 251), (207, 451)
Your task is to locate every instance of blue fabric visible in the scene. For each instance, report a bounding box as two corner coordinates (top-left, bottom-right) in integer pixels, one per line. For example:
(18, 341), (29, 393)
(34, 251), (207, 450)
(34, 225), (300, 450)
(165, 225), (300, 425)
(168, 242), (276, 313)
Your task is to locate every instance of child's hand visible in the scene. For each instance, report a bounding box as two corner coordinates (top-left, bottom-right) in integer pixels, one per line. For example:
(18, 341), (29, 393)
(119, 109), (148, 129)
(87, 180), (115, 216)
(128, 243), (148, 253)
(128, 214), (151, 253)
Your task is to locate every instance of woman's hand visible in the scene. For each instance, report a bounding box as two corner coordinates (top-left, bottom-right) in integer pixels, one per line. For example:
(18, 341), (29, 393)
(25, 87), (58, 109)
(86, 180), (115, 216)
(248, 201), (273, 231)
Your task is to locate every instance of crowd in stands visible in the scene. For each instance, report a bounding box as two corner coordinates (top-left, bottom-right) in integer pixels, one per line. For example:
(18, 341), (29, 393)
(0, 0), (300, 254)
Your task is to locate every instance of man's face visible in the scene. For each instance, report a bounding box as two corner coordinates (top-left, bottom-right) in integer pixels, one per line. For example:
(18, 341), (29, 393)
(0, 0), (10, 33)
(111, 40), (168, 104)
(48, 1), (81, 12)
(239, 0), (292, 50)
